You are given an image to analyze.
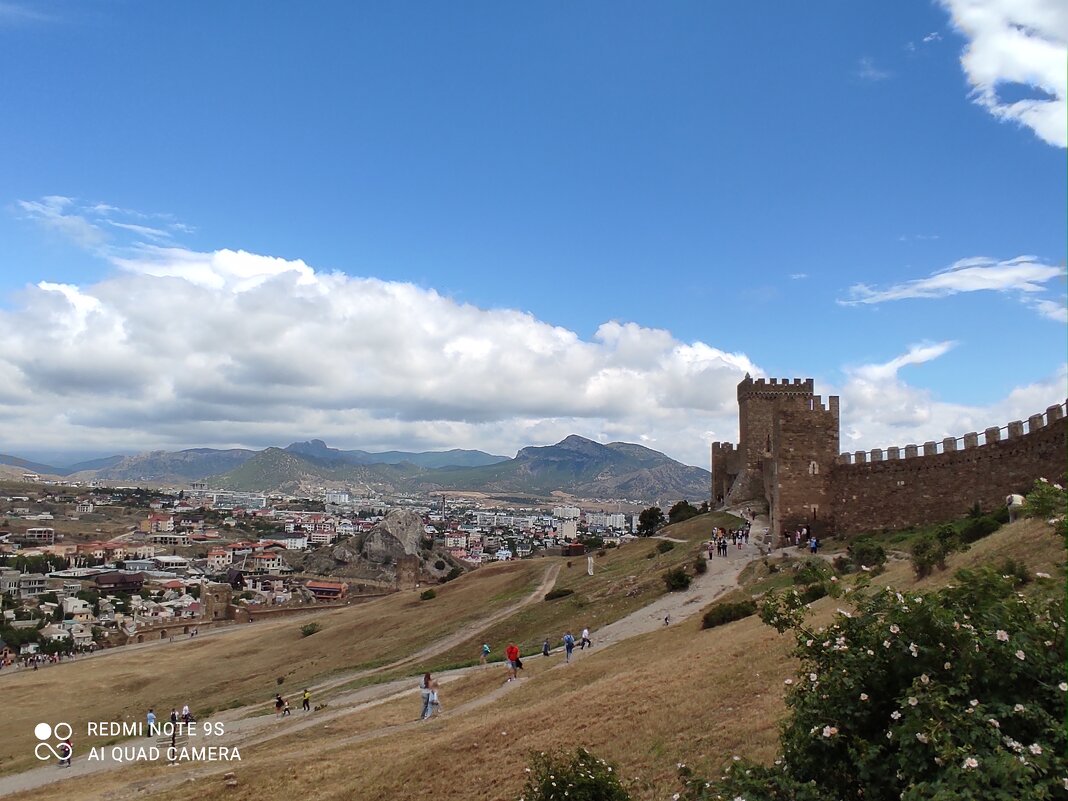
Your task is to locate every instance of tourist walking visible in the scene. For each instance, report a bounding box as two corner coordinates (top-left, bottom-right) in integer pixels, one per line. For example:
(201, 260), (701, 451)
(563, 631), (575, 663)
(302, 688), (311, 712)
(505, 642), (520, 680)
(419, 672), (438, 720)
(58, 735), (72, 768)
(580, 627), (591, 649)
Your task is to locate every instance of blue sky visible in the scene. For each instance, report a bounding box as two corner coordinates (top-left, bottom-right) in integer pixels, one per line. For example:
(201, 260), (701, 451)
(0, 1), (1064, 466)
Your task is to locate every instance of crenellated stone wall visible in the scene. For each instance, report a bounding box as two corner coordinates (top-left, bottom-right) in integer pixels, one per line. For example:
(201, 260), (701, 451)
(830, 403), (1067, 533)
(712, 374), (1066, 539)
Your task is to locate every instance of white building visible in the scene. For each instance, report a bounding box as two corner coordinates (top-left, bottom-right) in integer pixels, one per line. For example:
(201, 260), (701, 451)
(206, 548), (231, 572)
(557, 520), (578, 541)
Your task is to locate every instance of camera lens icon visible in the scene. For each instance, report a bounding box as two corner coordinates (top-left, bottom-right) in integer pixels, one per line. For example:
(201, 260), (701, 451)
(34, 722), (72, 761)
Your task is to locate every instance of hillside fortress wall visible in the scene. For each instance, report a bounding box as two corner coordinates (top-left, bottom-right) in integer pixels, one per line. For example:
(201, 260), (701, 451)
(711, 374), (1067, 538)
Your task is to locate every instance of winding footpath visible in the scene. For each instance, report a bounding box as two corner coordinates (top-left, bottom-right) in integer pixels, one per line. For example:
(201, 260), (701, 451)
(0, 518), (768, 799)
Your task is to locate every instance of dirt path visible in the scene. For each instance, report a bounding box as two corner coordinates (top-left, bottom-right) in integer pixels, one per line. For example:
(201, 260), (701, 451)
(0, 534), (762, 798)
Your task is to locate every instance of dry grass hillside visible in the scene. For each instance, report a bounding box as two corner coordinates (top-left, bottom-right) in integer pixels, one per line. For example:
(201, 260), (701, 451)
(5, 516), (1063, 801)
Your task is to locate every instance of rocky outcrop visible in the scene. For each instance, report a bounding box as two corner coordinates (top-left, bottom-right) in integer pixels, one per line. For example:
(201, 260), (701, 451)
(300, 509), (430, 582)
(362, 509), (424, 564)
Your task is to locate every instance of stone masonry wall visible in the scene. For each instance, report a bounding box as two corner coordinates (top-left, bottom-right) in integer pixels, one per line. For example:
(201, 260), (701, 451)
(830, 409), (1066, 534)
(768, 398), (840, 539)
(737, 377), (816, 472)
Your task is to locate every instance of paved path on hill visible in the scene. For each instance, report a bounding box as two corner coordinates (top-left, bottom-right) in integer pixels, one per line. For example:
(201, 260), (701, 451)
(0, 531), (763, 799)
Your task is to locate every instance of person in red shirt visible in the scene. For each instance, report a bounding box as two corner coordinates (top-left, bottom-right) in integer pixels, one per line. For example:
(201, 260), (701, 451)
(505, 642), (520, 681)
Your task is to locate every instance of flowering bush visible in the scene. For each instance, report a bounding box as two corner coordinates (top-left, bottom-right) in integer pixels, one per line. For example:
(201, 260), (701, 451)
(1023, 478), (1067, 522)
(518, 748), (631, 801)
(678, 567), (1067, 801)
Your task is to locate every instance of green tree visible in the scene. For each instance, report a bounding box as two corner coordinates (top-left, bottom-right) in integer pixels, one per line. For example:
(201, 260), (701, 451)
(637, 506), (665, 536)
(668, 500), (700, 525)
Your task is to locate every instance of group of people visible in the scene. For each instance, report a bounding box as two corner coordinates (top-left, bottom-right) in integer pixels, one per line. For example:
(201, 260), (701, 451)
(782, 525), (819, 552)
(273, 689), (312, 717)
(420, 627), (599, 717)
(707, 525), (750, 557)
(1, 651), (83, 671)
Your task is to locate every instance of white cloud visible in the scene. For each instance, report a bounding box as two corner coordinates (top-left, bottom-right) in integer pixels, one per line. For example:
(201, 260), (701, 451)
(838, 343), (1066, 451)
(841, 255), (1066, 320)
(857, 56), (892, 81)
(0, 1), (53, 24)
(939, 0), (1068, 147)
(17, 197), (190, 251)
(0, 245), (761, 467)
(107, 221), (172, 242)
(850, 341), (957, 382)
(1029, 296), (1068, 322)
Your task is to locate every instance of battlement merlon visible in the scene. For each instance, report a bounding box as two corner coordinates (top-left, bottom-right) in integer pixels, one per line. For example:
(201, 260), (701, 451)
(737, 375), (816, 400)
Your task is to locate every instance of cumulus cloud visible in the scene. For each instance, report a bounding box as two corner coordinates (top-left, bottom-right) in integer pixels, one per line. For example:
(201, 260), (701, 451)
(7, 197), (1065, 472)
(838, 343), (1066, 451)
(0, 245), (762, 466)
(939, 0), (1067, 147)
(841, 255), (1066, 319)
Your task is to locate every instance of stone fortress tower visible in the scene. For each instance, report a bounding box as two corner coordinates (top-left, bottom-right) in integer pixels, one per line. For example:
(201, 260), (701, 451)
(711, 375), (839, 539)
(712, 374), (1066, 541)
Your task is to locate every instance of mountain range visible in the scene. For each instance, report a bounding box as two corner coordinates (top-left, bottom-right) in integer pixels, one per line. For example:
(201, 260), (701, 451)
(0, 436), (711, 502)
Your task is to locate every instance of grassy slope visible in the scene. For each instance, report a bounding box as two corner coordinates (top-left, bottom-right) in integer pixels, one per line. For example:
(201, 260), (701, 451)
(10, 518), (1062, 801)
(0, 559), (545, 776)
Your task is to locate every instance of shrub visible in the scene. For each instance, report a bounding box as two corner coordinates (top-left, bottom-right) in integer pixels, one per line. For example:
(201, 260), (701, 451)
(996, 557), (1032, 586)
(694, 558), (708, 575)
(961, 515), (1001, 544)
(793, 558), (831, 586)
(832, 555), (854, 574)
(847, 537), (887, 572)
(544, 587), (574, 601)
(797, 583), (827, 604)
(702, 599), (756, 629)
(519, 748), (630, 801)
(656, 540), (675, 554)
(1022, 477), (1067, 520)
(419, 589), (437, 601)
(299, 623), (321, 637)
(910, 530), (958, 578)
(441, 566), (463, 583)
(680, 567), (1068, 801)
(663, 567), (691, 591)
